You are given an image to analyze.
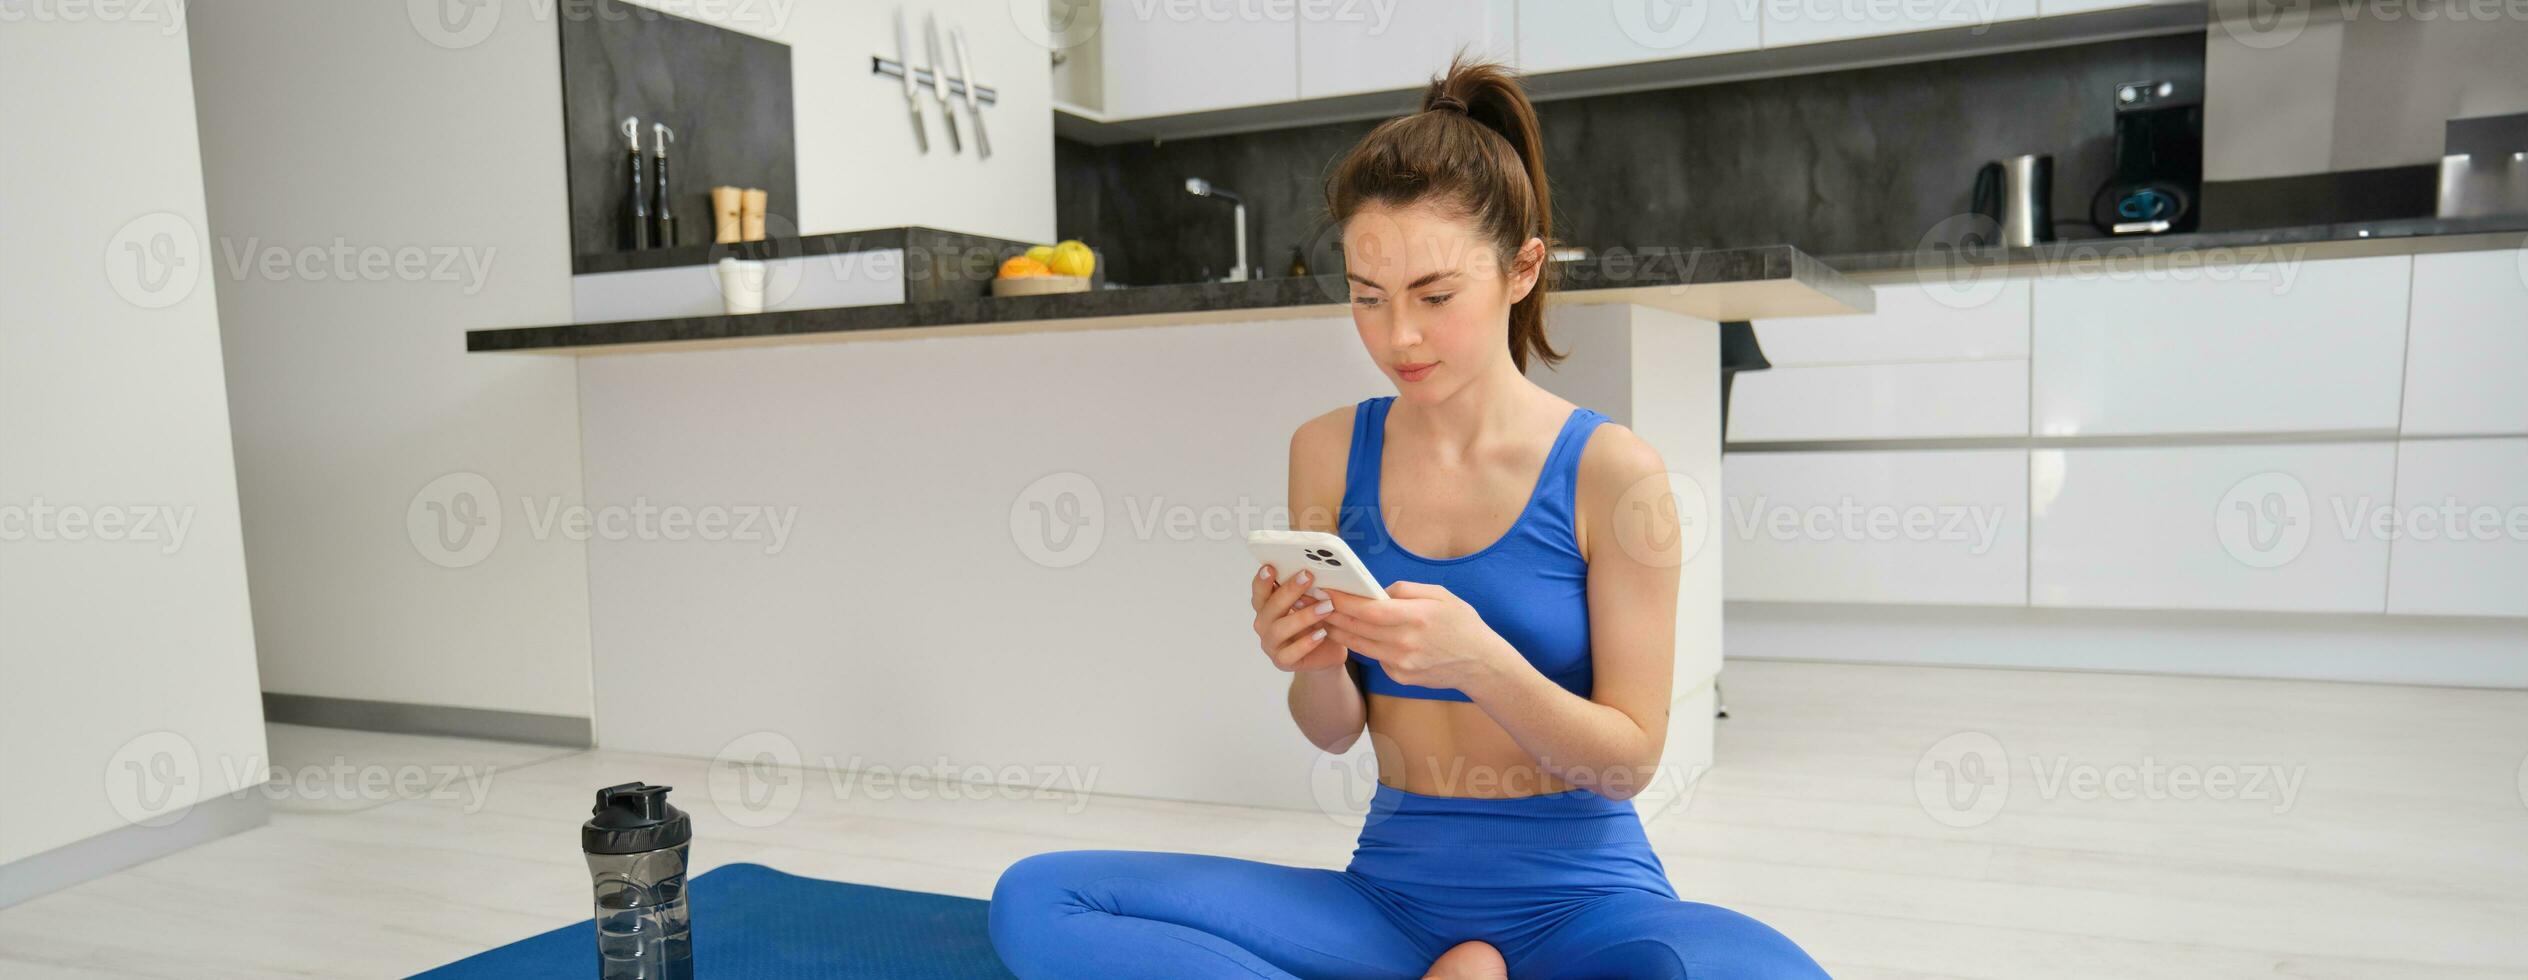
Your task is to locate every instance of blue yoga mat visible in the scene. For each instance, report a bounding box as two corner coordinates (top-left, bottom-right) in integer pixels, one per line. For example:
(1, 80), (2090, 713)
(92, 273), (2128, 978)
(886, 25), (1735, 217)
(413, 862), (1015, 979)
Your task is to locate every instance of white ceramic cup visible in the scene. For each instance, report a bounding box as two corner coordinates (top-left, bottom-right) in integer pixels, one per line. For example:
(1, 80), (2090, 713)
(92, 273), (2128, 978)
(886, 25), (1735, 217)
(715, 257), (768, 315)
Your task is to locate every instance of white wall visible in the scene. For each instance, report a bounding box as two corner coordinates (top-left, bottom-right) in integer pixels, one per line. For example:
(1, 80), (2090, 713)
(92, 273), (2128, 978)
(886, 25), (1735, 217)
(574, 315), (1390, 810)
(621, 0), (1058, 244)
(0, 13), (268, 863)
(188, 3), (595, 717)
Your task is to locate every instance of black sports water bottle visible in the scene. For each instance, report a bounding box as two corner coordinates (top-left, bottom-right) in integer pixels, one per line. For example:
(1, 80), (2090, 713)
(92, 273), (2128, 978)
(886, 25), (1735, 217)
(582, 782), (693, 980)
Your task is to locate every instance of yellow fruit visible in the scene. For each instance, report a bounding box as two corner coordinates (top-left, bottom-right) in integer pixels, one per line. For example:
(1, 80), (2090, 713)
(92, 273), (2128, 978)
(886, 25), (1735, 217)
(1049, 240), (1095, 278)
(998, 256), (1052, 278)
(1024, 245), (1055, 265)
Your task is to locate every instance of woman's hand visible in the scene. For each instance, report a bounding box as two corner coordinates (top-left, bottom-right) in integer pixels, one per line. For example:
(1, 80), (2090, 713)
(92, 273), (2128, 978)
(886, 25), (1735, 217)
(1249, 564), (1348, 672)
(1323, 581), (1519, 694)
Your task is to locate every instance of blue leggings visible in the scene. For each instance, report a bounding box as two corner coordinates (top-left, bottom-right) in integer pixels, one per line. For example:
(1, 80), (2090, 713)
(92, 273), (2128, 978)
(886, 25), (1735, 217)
(989, 784), (1829, 978)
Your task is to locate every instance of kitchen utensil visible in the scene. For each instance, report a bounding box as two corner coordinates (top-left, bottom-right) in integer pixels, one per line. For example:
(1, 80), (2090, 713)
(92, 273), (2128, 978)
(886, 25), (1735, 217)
(952, 26), (990, 160)
(926, 14), (960, 154)
(896, 10), (928, 153)
(650, 123), (676, 248)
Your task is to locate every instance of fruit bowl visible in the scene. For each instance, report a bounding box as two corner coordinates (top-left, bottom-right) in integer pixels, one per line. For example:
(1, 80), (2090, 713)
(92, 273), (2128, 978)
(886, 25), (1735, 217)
(991, 274), (1092, 297)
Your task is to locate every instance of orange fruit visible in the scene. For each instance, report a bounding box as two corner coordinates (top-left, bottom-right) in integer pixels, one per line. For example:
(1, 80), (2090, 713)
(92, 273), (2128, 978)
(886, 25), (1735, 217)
(999, 256), (1052, 278)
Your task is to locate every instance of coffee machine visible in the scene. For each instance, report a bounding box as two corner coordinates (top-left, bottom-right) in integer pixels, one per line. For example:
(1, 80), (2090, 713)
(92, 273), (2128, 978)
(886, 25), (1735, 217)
(2094, 79), (2204, 235)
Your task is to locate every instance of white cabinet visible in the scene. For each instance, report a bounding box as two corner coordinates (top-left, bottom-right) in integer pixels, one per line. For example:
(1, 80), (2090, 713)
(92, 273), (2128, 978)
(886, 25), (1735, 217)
(2402, 249), (2528, 436)
(1724, 450), (2028, 605)
(1755, 279), (2031, 365)
(1299, 2), (1516, 99)
(1099, 2), (1298, 118)
(2386, 438), (2528, 617)
(1733, 279), (2030, 442)
(2028, 444), (2396, 613)
(1516, 0), (1761, 72)
(1730, 361), (2029, 441)
(2030, 255), (2412, 437)
(1761, 0), (2038, 48)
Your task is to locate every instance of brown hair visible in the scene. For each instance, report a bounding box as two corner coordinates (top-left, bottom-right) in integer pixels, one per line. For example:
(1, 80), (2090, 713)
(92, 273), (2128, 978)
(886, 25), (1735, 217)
(1326, 56), (1562, 373)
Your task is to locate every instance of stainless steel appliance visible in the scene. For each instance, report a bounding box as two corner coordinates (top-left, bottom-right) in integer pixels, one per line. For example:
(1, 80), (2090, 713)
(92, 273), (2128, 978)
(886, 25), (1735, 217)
(1972, 154), (2054, 248)
(2438, 112), (2528, 219)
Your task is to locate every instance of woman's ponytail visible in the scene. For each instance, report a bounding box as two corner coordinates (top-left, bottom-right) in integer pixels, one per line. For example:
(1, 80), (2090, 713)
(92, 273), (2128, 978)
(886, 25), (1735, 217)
(1328, 56), (1563, 373)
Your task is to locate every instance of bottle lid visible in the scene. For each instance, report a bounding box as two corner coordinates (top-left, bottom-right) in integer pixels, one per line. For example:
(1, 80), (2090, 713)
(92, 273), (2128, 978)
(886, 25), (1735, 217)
(581, 782), (692, 855)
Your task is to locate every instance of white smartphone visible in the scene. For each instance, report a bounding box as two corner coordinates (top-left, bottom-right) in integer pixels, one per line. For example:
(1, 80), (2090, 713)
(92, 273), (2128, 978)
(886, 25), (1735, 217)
(1246, 529), (1388, 600)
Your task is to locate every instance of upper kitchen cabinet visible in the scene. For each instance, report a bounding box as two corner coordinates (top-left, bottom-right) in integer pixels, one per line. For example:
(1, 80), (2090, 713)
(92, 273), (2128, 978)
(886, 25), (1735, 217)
(1096, 2), (1299, 119)
(1299, 2), (1517, 100)
(1516, 0), (1760, 73)
(1761, 0), (2039, 48)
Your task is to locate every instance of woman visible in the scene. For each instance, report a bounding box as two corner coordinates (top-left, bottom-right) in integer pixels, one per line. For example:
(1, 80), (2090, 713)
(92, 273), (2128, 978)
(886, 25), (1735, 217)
(989, 58), (1829, 980)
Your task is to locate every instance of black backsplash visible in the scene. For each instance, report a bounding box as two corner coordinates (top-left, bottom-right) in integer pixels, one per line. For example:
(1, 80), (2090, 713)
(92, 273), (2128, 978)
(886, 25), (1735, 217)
(1058, 33), (2207, 286)
(559, 0), (796, 260)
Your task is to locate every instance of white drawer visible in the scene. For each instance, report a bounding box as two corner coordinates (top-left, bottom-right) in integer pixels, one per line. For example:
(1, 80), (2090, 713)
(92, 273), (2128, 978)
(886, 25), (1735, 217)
(1723, 450), (2028, 605)
(2030, 255), (2411, 436)
(2402, 249), (2528, 436)
(1729, 360), (2029, 442)
(1754, 279), (2031, 365)
(2386, 438), (2528, 617)
(2029, 444), (2396, 613)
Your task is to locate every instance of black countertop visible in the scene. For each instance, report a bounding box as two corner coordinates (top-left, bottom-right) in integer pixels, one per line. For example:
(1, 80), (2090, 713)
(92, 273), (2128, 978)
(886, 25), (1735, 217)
(1816, 213), (2528, 275)
(472, 244), (1869, 353)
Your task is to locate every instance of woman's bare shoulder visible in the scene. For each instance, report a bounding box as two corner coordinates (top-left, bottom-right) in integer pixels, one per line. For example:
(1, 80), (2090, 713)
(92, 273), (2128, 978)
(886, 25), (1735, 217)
(1287, 404), (1360, 532)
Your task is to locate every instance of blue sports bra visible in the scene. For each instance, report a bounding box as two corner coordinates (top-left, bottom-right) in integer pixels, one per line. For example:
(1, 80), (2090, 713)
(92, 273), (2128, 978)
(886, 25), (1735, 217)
(1337, 395), (1606, 702)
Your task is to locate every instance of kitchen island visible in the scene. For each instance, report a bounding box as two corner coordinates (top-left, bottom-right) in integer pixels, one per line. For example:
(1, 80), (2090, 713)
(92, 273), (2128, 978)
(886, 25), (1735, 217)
(476, 245), (1868, 814)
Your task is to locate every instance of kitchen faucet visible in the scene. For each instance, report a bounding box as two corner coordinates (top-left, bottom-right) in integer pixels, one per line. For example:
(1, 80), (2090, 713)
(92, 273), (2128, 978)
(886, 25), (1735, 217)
(1183, 177), (1249, 282)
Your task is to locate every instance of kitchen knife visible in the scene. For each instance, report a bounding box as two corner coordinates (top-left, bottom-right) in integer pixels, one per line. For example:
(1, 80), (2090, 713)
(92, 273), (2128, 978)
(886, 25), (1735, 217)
(926, 13), (961, 154)
(953, 26), (990, 160)
(896, 10), (927, 153)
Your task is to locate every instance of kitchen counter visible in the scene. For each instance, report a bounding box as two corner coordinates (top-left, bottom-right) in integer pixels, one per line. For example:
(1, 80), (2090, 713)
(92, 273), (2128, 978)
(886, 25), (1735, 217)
(1819, 213), (2528, 279)
(472, 244), (1869, 354)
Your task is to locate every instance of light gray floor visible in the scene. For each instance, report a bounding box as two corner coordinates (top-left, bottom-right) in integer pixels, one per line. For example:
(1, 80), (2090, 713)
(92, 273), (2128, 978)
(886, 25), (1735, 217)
(3, 660), (2525, 978)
